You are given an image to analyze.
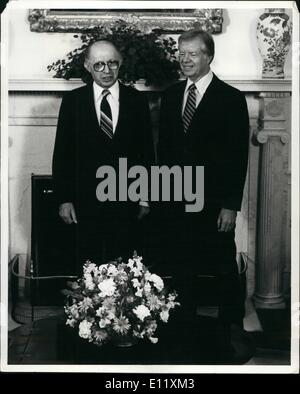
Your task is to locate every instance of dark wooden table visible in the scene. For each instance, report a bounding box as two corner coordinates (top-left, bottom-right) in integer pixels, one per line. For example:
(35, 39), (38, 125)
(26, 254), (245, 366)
(8, 316), (255, 365)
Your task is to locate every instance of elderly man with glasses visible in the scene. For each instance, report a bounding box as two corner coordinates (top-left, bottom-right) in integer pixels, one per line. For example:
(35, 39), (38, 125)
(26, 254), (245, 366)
(52, 40), (154, 274)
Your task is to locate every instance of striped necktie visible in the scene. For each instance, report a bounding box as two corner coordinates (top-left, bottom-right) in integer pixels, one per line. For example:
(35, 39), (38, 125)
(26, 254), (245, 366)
(182, 83), (197, 133)
(100, 89), (113, 139)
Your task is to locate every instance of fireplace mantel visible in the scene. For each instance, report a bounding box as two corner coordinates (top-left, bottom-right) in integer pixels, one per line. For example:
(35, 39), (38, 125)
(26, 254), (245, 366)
(8, 77), (292, 93)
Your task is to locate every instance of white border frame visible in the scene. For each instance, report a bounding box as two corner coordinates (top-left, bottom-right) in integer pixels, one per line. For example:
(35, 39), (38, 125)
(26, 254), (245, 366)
(1, 0), (299, 374)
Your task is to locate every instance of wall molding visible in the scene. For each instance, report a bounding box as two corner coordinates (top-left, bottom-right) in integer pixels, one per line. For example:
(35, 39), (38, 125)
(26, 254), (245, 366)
(8, 77), (292, 93)
(9, 117), (57, 127)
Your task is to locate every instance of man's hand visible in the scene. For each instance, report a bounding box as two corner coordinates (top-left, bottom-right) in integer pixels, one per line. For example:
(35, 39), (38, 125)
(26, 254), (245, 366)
(137, 205), (150, 221)
(217, 208), (237, 232)
(59, 202), (77, 224)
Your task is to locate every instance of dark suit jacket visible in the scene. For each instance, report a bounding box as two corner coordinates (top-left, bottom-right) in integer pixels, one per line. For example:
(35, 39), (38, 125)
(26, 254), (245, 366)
(158, 74), (249, 212)
(52, 82), (154, 220)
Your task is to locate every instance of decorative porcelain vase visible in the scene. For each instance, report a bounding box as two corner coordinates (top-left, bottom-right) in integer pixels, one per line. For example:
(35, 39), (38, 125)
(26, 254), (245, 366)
(256, 8), (292, 78)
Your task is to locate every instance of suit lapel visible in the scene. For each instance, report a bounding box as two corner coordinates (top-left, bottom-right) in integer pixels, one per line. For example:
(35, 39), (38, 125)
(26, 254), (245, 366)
(80, 83), (111, 142)
(174, 81), (187, 110)
(113, 83), (127, 141)
(84, 84), (99, 129)
(171, 81), (187, 133)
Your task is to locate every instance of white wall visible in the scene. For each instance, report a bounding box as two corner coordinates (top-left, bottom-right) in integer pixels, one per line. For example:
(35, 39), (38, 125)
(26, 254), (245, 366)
(8, 93), (60, 262)
(8, 8), (80, 79)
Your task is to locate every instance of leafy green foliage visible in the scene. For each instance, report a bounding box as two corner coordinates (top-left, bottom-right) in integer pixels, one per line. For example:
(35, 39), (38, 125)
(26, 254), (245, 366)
(47, 20), (180, 86)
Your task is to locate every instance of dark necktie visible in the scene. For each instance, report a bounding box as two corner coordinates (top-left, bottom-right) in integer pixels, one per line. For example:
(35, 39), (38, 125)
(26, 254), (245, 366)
(182, 84), (197, 133)
(100, 90), (113, 139)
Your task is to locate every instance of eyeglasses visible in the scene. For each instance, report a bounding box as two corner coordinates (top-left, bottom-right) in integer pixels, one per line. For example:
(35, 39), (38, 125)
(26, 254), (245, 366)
(92, 60), (120, 72)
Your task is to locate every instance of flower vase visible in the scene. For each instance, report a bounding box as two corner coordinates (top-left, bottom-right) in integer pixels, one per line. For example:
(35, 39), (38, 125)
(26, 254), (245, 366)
(112, 334), (137, 348)
(256, 8), (292, 78)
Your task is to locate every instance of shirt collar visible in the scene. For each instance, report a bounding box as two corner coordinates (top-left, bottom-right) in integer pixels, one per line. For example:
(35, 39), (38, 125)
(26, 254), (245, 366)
(185, 69), (213, 96)
(93, 80), (120, 102)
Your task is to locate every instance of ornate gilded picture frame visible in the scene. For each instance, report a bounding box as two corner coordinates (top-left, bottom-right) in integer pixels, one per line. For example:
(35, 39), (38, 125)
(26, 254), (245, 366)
(28, 9), (224, 34)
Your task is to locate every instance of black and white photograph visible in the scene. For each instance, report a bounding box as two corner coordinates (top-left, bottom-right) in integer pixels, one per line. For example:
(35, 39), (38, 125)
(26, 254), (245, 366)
(1, 0), (299, 374)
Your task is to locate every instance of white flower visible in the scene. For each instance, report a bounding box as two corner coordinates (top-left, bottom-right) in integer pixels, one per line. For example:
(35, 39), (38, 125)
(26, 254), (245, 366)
(78, 320), (92, 339)
(99, 318), (111, 328)
(78, 297), (93, 312)
(116, 270), (128, 283)
(96, 306), (115, 320)
(147, 294), (161, 311)
(113, 316), (131, 334)
(133, 329), (146, 339)
(95, 306), (106, 317)
(84, 263), (99, 275)
(98, 264), (108, 274)
(135, 288), (143, 297)
(133, 305), (151, 321)
(149, 274), (164, 291)
(132, 266), (143, 277)
(144, 282), (152, 294)
(128, 256), (143, 272)
(96, 306), (115, 330)
(98, 278), (116, 297)
(101, 297), (117, 311)
(146, 320), (157, 335)
(84, 274), (95, 290)
(131, 278), (140, 288)
(160, 310), (169, 323)
(167, 299), (180, 309)
(107, 264), (118, 276)
(144, 271), (151, 281)
(66, 318), (76, 327)
(127, 258), (135, 269)
(168, 293), (177, 302)
(133, 255), (143, 265)
(69, 304), (80, 319)
(149, 337), (158, 344)
(134, 259), (144, 273)
(166, 292), (180, 309)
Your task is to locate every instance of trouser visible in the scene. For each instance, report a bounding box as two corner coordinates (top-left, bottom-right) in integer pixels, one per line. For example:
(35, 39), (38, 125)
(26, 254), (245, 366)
(156, 204), (245, 327)
(74, 207), (136, 275)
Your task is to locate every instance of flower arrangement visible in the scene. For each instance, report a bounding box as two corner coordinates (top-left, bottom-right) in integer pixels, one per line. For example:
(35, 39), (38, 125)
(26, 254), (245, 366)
(63, 253), (180, 346)
(47, 19), (180, 87)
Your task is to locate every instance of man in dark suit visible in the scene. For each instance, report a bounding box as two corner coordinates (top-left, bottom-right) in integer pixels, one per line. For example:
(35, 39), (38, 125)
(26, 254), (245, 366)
(52, 40), (154, 274)
(158, 30), (249, 351)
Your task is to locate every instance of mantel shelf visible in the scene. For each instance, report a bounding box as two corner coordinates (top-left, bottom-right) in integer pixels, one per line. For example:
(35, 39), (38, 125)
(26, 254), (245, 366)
(8, 77), (292, 93)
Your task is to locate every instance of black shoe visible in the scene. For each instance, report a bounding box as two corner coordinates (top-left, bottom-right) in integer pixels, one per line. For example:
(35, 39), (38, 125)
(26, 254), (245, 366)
(229, 324), (256, 364)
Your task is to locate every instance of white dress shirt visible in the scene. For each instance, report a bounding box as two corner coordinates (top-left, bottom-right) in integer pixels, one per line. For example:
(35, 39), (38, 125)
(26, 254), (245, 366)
(182, 69), (213, 114)
(93, 81), (120, 133)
